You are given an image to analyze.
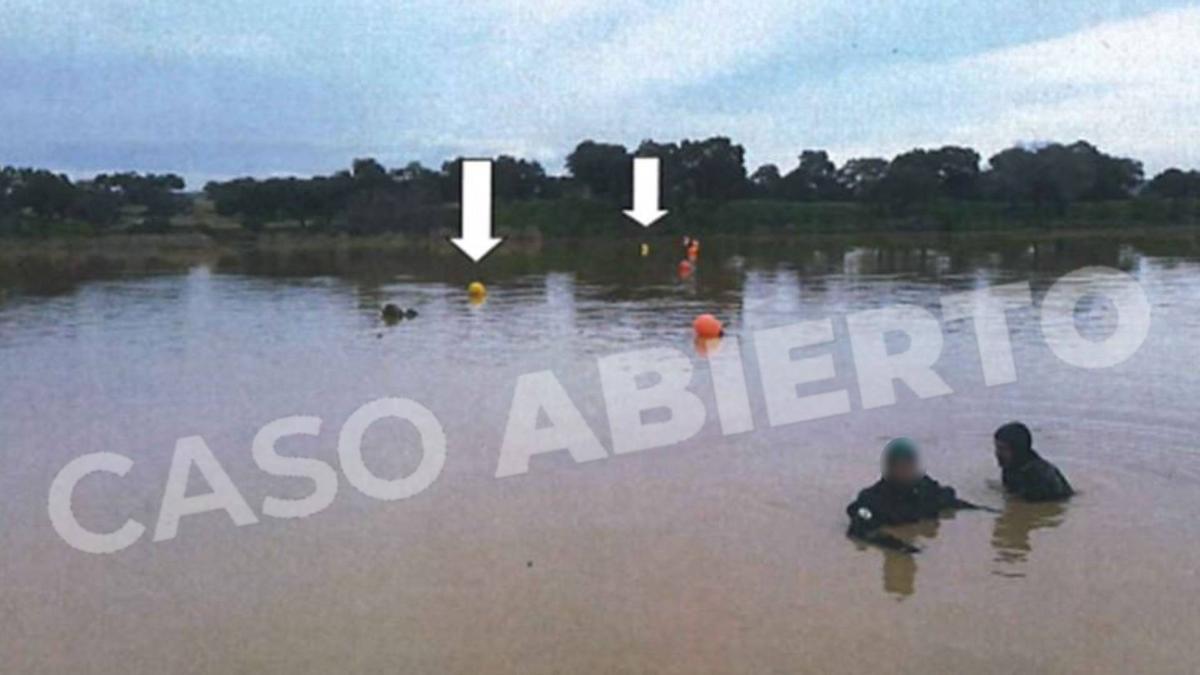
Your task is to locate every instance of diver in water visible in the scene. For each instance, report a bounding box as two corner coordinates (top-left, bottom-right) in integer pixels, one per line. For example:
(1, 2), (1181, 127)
(846, 437), (987, 553)
(993, 422), (1073, 502)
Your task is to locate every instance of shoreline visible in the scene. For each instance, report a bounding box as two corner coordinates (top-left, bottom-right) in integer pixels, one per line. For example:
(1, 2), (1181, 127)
(3, 224), (1199, 295)
(4, 221), (1200, 256)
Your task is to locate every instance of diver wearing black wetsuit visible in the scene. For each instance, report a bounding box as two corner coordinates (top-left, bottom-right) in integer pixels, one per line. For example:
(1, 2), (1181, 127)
(993, 422), (1073, 502)
(846, 438), (984, 553)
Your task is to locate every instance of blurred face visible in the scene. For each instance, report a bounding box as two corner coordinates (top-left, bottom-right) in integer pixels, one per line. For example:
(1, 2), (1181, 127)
(886, 457), (922, 485)
(994, 439), (1014, 468)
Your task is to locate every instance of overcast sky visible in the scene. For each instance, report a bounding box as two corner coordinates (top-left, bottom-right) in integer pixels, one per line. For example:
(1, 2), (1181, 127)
(2, 1), (1198, 186)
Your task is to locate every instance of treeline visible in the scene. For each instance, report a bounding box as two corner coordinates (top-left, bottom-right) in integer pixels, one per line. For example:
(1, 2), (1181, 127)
(200, 138), (1200, 232)
(561, 138), (1199, 210)
(0, 168), (188, 235)
(4, 137), (1200, 236)
(202, 157), (558, 232)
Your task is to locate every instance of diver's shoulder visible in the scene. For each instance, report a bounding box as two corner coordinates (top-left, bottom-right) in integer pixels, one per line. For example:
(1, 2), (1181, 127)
(1021, 453), (1074, 498)
(917, 474), (951, 490)
(847, 483), (880, 518)
(1029, 454), (1065, 477)
(852, 480), (887, 501)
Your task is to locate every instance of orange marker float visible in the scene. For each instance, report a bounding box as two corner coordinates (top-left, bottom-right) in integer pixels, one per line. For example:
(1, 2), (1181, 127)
(677, 259), (694, 279)
(693, 313), (723, 339)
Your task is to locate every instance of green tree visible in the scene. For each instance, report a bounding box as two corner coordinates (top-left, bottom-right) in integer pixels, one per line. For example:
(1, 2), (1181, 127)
(779, 150), (843, 201)
(836, 157), (889, 200)
(94, 172), (188, 218)
(493, 155), (549, 200)
(985, 141), (1141, 213)
(11, 169), (77, 218)
(873, 147), (981, 210)
(749, 164), (782, 198)
(874, 150), (941, 211)
(1144, 168), (1200, 199)
(351, 158), (389, 185)
(677, 136), (747, 201)
(929, 146), (982, 200)
(566, 141), (630, 201)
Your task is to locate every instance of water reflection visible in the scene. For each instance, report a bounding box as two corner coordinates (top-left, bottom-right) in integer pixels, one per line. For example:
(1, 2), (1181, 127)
(4, 231), (1196, 299)
(882, 550), (918, 598)
(879, 519), (941, 599)
(692, 336), (724, 358)
(991, 500), (1068, 577)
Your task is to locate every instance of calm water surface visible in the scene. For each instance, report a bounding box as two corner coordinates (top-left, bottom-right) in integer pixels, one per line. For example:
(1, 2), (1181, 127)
(2, 234), (1200, 673)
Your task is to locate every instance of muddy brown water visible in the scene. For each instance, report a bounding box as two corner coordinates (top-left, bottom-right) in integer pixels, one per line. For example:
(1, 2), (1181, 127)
(2, 233), (1199, 673)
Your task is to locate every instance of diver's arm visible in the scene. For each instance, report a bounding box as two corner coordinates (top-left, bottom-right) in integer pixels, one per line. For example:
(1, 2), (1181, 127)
(951, 497), (1000, 513)
(852, 528), (922, 554)
(926, 477), (1000, 512)
(929, 478), (968, 510)
(846, 502), (921, 554)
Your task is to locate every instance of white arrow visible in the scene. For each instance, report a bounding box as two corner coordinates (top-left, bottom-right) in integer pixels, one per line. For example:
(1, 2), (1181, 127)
(450, 159), (505, 262)
(623, 156), (668, 227)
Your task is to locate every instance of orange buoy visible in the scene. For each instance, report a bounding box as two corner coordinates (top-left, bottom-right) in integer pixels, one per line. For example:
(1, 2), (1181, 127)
(677, 259), (694, 279)
(693, 313), (723, 339)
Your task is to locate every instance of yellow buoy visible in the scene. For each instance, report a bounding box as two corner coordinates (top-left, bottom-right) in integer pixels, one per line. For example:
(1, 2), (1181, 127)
(640, 243), (650, 257)
(468, 281), (487, 299)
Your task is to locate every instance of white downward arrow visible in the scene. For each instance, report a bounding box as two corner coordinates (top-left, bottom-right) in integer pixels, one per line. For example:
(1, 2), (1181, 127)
(450, 159), (505, 262)
(623, 156), (668, 227)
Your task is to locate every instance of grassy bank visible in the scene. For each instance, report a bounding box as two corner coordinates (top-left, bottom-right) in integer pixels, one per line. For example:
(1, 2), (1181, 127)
(5, 220), (1200, 297)
(2, 194), (1200, 241)
(497, 197), (1200, 236)
(2, 197), (1199, 252)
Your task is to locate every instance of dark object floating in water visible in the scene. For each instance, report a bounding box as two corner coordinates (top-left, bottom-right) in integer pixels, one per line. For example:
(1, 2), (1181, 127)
(381, 304), (403, 323)
(381, 304), (418, 323)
